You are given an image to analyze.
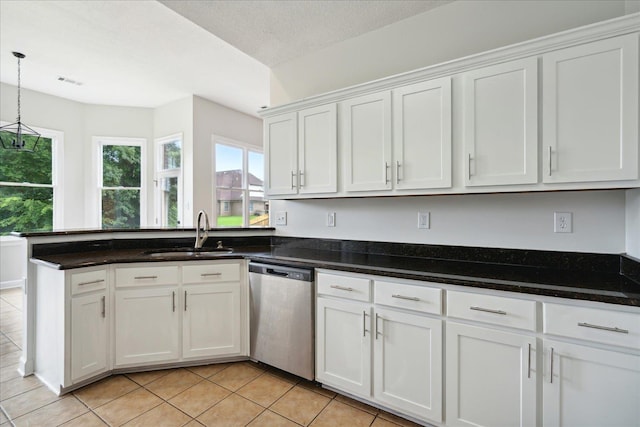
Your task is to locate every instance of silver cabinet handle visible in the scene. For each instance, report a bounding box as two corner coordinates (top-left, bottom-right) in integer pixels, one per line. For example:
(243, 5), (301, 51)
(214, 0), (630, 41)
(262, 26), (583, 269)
(527, 343), (532, 379)
(468, 153), (472, 180)
(396, 161), (401, 184)
(362, 311), (369, 337)
(201, 272), (222, 277)
(291, 170), (296, 189)
(172, 291), (175, 312)
(375, 313), (382, 340)
(134, 275), (158, 280)
(330, 285), (353, 292)
(101, 295), (106, 318)
(470, 306), (507, 315)
(392, 294), (420, 302)
(548, 146), (552, 176)
(299, 170), (304, 188)
(78, 279), (105, 286)
(549, 347), (554, 384)
(184, 290), (187, 311)
(384, 162), (390, 184)
(578, 322), (629, 334)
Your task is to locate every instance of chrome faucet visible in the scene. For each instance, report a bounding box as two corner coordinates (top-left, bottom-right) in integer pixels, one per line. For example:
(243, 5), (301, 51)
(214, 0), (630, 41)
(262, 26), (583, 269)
(194, 210), (210, 249)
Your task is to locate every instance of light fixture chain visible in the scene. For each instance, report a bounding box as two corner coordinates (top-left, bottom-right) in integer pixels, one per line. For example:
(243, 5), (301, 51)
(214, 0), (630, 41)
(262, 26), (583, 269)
(16, 55), (21, 122)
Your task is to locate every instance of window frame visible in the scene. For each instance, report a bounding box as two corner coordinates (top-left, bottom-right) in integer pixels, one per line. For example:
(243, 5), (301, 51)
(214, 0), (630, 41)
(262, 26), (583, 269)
(154, 133), (183, 227)
(0, 122), (64, 231)
(212, 135), (265, 228)
(94, 136), (147, 229)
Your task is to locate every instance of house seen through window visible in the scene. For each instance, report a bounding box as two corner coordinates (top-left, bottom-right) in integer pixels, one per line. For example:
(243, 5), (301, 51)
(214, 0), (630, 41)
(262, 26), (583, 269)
(0, 130), (58, 235)
(214, 140), (268, 227)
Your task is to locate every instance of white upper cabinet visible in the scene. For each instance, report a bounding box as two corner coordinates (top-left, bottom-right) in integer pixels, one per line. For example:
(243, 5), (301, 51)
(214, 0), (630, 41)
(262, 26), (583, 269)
(542, 34), (639, 183)
(298, 104), (337, 194)
(393, 78), (452, 190)
(342, 91), (393, 192)
(264, 112), (298, 196)
(463, 58), (539, 187)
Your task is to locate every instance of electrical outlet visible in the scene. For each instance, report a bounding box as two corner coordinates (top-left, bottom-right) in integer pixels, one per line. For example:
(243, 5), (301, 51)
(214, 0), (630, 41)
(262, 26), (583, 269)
(275, 211), (287, 226)
(418, 212), (430, 229)
(327, 212), (336, 227)
(554, 212), (572, 233)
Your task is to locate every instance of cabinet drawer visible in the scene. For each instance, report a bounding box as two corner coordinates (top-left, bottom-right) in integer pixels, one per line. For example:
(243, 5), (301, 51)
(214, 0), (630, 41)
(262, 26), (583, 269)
(71, 269), (107, 295)
(183, 263), (240, 284)
(317, 272), (371, 302)
(115, 266), (179, 288)
(447, 291), (536, 331)
(544, 303), (640, 349)
(374, 280), (442, 315)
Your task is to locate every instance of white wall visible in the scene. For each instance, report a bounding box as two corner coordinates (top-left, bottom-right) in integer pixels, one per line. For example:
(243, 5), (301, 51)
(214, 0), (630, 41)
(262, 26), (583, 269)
(271, 190), (627, 254)
(626, 189), (640, 258)
(192, 95), (262, 224)
(270, 0), (628, 104)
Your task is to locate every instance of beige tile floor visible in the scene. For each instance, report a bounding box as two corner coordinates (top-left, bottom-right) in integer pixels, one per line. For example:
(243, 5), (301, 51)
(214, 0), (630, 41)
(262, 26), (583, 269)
(0, 287), (422, 427)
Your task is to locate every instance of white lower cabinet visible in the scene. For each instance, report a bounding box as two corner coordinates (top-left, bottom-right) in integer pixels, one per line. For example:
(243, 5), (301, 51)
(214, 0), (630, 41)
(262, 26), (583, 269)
(183, 283), (241, 359)
(316, 297), (372, 396)
(70, 291), (108, 382)
(446, 322), (537, 427)
(373, 307), (442, 422)
(543, 339), (640, 427)
(114, 287), (180, 366)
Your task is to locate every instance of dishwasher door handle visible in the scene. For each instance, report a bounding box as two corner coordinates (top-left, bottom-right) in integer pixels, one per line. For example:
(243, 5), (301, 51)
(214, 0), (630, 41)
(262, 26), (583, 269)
(266, 268), (289, 277)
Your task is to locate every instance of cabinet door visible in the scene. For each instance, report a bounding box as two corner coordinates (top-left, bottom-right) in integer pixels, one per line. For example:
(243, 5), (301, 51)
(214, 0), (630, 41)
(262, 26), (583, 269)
(543, 34), (639, 183)
(342, 91), (392, 192)
(264, 112), (298, 196)
(316, 298), (371, 397)
(374, 308), (442, 423)
(298, 104), (337, 195)
(393, 78), (452, 190)
(544, 339), (640, 427)
(446, 322), (536, 427)
(115, 288), (179, 366)
(71, 292), (108, 382)
(183, 283), (241, 359)
(463, 58), (538, 186)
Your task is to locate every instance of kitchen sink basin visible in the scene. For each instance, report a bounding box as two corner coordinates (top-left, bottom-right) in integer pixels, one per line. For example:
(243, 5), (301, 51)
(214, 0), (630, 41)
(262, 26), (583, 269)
(145, 247), (233, 257)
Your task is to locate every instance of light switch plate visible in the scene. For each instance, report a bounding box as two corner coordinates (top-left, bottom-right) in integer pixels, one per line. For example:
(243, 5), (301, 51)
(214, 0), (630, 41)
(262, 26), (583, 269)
(327, 212), (336, 227)
(418, 212), (430, 229)
(275, 211), (287, 226)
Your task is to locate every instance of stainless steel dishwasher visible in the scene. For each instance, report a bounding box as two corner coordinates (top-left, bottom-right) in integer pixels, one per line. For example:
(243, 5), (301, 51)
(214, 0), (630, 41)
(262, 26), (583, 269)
(249, 262), (315, 380)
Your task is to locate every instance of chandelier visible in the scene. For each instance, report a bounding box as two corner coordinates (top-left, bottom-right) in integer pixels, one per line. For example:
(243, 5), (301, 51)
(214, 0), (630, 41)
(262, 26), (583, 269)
(0, 52), (41, 152)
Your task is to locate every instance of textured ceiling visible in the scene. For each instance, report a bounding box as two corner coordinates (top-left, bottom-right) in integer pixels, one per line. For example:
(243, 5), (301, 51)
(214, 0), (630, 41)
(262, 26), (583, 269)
(0, 0), (452, 116)
(160, 0), (453, 67)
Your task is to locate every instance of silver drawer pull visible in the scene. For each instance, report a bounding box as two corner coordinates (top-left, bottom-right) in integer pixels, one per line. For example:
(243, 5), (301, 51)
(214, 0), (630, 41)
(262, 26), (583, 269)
(201, 272), (222, 277)
(134, 275), (158, 280)
(578, 322), (629, 334)
(78, 279), (105, 286)
(330, 285), (353, 292)
(470, 306), (507, 315)
(392, 294), (420, 302)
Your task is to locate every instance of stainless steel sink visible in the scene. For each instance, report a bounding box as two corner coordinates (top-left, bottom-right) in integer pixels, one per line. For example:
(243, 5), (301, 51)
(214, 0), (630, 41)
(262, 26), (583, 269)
(145, 247), (233, 257)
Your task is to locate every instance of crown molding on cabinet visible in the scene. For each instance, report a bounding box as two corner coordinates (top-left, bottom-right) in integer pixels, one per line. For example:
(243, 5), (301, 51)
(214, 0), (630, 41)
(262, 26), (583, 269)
(259, 13), (640, 118)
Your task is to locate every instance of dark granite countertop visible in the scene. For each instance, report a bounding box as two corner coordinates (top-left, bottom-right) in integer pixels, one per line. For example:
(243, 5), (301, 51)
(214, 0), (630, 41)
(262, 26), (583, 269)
(29, 237), (640, 307)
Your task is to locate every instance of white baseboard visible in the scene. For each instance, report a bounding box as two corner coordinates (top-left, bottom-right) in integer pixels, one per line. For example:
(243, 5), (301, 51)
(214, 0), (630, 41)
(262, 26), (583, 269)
(1, 278), (24, 289)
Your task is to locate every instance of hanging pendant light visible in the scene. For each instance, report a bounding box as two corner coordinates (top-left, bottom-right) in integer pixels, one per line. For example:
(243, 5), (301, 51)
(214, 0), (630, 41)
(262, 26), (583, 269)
(0, 52), (41, 152)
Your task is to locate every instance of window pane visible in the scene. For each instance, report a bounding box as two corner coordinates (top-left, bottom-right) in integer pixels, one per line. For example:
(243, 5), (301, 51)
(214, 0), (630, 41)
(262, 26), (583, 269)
(216, 144), (243, 185)
(0, 133), (52, 184)
(102, 145), (141, 187)
(102, 189), (140, 229)
(216, 188), (243, 227)
(248, 151), (268, 226)
(159, 176), (179, 227)
(161, 141), (181, 169)
(0, 186), (53, 234)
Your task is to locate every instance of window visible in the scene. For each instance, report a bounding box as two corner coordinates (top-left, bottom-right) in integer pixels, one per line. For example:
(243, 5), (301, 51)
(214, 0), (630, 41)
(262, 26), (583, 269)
(96, 137), (145, 229)
(154, 134), (182, 227)
(0, 127), (63, 234)
(213, 137), (268, 227)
